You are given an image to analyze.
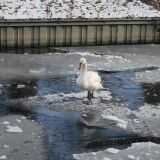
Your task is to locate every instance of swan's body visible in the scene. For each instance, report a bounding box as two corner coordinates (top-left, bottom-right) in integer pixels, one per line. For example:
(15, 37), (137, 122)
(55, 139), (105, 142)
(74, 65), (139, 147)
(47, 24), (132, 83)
(76, 58), (103, 100)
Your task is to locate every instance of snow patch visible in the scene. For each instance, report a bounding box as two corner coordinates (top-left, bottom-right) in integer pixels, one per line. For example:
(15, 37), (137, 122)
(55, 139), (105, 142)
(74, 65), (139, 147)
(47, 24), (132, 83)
(17, 84), (25, 89)
(128, 155), (135, 159)
(4, 145), (10, 148)
(91, 152), (97, 156)
(103, 158), (112, 160)
(16, 119), (21, 123)
(107, 148), (120, 154)
(102, 115), (128, 129)
(66, 52), (101, 57)
(1, 121), (10, 125)
(34, 90), (112, 103)
(133, 104), (160, 119)
(134, 69), (160, 83)
(29, 68), (46, 74)
(104, 55), (130, 63)
(1, 0), (160, 19)
(21, 116), (26, 119)
(0, 155), (7, 160)
(6, 126), (23, 133)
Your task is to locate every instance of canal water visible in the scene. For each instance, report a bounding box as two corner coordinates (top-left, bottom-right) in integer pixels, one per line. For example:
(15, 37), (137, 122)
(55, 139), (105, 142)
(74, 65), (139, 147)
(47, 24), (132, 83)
(0, 47), (160, 159)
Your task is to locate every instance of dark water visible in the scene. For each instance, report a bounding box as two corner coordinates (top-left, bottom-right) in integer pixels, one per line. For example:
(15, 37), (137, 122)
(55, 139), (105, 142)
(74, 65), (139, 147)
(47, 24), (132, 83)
(1, 66), (160, 159)
(0, 47), (69, 54)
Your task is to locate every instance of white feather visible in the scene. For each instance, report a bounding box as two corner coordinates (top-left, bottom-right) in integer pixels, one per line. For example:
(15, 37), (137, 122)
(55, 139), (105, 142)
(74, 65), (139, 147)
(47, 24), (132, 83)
(76, 58), (103, 92)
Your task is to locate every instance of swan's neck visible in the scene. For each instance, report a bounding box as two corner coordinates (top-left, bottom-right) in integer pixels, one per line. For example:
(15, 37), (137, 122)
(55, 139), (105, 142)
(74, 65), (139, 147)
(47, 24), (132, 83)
(80, 63), (87, 76)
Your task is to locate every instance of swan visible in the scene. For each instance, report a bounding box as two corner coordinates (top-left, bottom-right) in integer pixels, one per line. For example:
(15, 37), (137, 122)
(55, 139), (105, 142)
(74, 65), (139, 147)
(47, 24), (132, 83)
(76, 57), (103, 100)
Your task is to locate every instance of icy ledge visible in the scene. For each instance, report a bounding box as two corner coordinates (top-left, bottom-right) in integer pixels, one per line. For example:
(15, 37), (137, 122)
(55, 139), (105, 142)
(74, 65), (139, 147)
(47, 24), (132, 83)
(73, 142), (160, 160)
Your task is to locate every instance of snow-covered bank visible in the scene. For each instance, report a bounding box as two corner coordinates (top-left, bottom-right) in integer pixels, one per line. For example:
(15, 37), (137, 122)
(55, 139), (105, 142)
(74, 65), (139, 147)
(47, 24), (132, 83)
(0, 0), (160, 19)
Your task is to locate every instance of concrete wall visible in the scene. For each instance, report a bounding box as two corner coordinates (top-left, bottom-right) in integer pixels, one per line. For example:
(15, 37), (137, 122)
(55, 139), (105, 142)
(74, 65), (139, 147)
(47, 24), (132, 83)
(0, 19), (160, 48)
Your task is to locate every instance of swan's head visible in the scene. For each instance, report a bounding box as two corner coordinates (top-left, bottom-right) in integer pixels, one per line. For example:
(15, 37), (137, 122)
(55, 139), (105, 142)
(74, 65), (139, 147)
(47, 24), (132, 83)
(79, 57), (87, 70)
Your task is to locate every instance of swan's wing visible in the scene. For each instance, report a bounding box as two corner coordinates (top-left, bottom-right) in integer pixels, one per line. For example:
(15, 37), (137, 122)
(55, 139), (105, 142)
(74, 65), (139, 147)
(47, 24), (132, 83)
(86, 71), (101, 83)
(86, 71), (103, 89)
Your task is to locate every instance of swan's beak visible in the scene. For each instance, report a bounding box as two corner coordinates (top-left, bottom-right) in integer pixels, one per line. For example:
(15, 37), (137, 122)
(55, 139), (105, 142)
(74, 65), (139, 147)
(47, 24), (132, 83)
(79, 63), (81, 70)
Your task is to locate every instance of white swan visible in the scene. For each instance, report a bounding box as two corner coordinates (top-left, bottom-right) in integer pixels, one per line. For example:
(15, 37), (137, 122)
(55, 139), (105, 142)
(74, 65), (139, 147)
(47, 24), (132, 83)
(76, 57), (103, 100)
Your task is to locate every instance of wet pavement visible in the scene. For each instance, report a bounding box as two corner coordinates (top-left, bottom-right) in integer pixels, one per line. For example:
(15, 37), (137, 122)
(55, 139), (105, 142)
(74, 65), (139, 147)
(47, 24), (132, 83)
(0, 45), (160, 160)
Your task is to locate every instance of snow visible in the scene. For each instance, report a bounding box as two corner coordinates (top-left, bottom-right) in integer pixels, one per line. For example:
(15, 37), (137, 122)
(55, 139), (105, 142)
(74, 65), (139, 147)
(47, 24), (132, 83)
(133, 104), (160, 119)
(6, 126), (23, 133)
(128, 155), (135, 159)
(91, 152), (97, 156)
(16, 119), (21, 123)
(21, 116), (26, 119)
(67, 52), (101, 58)
(0, 155), (7, 160)
(98, 102), (160, 139)
(134, 69), (160, 83)
(73, 142), (160, 160)
(103, 158), (112, 160)
(33, 90), (112, 103)
(1, 121), (10, 125)
(29, 68), (46, 74)
(17, 84), (25, 89)
(102, 115), (128, 129)
(107, 148), (120, 154)
(1, 47), (160, 80)
(0, 0), (160, 19)
(3, 145), (10, 148)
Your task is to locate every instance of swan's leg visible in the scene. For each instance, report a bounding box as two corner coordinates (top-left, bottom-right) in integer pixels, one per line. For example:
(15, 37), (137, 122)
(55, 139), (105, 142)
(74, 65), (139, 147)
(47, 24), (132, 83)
(87, 91), (89, 99)
(87, 91), (91, 101)
(91, 91), (95, 99)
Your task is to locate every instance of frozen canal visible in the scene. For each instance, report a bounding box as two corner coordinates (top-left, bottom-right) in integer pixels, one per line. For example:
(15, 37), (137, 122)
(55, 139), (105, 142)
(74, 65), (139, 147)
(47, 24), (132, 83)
(0, 45), (160, 160)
